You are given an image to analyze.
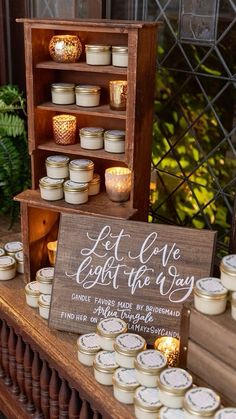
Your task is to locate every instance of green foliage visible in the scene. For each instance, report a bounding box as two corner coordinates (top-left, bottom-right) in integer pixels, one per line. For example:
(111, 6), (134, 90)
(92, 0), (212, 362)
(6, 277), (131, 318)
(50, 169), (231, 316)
(0, 85), (30, 220)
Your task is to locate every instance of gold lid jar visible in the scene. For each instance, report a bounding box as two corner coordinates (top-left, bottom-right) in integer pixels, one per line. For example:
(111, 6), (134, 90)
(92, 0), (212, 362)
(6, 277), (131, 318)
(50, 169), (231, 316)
(88, 173), (101, 196)
(112, 45), (128, 67)
(75, 85), (101, 107)
(85, 45), (111, 66)
(39, 177), (64, 201)
(158, 368), (193, 409)
(79, 127), (104, 150)
(104, 130), (125, 153)
(158, 406), (184, 419)
(0, 255), (16, 281)
(69, 159), (94, 183)
(114, 333), (146, 368)
(113, 367), (139, 404)
(36, 267), (54, 295)
(194, 277), (228, 315)
(77, 333), (100, 366)
(25, 281), (40, 308)
(4, 241), (23, 257)
(64, 180), (88, 205)
(15, 250), (24, 274)
(45, 155), (70, 179)
(93, 350), (119, 386)
(96, 317), (127, 351)
(134, 386), (162, 419)
(38, 294), (51, 320)
(220, 254), (236, 291)
(183, 387), (220, 418)
(134, 349), (167, 388)
(51, 83), (75, 105)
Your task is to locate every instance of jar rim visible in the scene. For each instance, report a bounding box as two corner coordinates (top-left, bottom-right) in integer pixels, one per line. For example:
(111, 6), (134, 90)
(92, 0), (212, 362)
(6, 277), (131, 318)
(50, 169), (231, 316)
(134, 359), (166, 375)
(69, 159), (94, 171)
(183, 389), (220, 416)
(80, 127), (104, 137)
(51, 83), (75, 91)
(46, 155), (70, 167)
(157, 369), (193, 395)
(75, 85), (101, 94)
(0, 256), (16, 271)
(194, 288), (227, 300)
(39, 177), (64, 189)
(25, 281), (40, 296)
(64, 180), (88, 192)
(112, 45), (128, 53)
(85, 44), (111, 51)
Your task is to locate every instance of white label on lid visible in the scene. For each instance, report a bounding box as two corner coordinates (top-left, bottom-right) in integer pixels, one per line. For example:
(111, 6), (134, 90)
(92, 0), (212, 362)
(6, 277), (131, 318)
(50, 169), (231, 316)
(135, 387), (162, 408)
(222, 255), (236, 271)
(0, 256), (15, 266)
(196, 277), (227, 295)
(160, 368), (192, 390)
(114, 368), (138, 386)
(215, 408), (236, 419)
(136, 349), (166, 369)
(160, 407), (184, 419)
(95, 351), (118, 368)
(78, 333), (100, 351)
(26, 281), (40, 293)
(98, 317), (126, 335)
(5, 241), (23, 252)
(47, 155), (69, 163)
(41, 177), (64, 185)
(0, 248), (5, 257)
(115, 333), (145, 351)
(185, 387), (220, 411)
(39, 267), (54, 279)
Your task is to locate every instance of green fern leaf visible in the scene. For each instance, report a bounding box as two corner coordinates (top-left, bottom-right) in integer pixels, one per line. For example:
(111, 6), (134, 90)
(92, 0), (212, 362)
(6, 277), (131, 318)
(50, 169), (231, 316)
(0, 113), (25, 137)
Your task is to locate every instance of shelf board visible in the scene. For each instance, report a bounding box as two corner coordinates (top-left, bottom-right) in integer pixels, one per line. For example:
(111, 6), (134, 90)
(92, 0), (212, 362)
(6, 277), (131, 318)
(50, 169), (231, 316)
(15, 189), (137, 220)
(37, 102), (126, 120)
(37, 140), (125, 162)
(36, 60), (127, 75)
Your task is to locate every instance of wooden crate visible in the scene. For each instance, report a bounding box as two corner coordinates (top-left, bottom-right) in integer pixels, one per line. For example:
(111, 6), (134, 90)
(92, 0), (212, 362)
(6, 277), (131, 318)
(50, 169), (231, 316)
(180, 303), (236, 406)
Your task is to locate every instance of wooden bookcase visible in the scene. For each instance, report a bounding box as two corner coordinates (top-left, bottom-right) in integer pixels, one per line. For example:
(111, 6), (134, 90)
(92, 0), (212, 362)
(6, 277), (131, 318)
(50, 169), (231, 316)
(15, 18), (158, 281)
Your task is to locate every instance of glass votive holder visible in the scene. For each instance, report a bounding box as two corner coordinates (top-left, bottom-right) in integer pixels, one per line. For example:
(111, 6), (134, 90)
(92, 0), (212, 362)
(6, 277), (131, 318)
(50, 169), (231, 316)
(105, 167), (131, 202)
(47, 241), (57, 266)
(49, 35), (82, 63)
(109, 80), (127, 111)
(53, 114), (77, 145)
(154, 336), (180, 367)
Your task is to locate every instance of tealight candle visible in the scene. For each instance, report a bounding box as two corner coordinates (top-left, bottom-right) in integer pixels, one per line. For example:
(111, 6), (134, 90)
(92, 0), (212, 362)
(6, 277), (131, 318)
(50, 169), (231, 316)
(109, 80), (127, 111)
(134, 349), (167, 387)
(53, 114), (77, 145)
(77, 333), (101, 366)
(36, 267), (54, 295)
(134, 386), (162, 419)
(105, 167), (131, 202)
(114, 333), (146, 368)
(157, 368), (193, 408)
(96, 317), (127, 351)
(113, 368), (139, 404)
(154, 337), (180, 367)
(183, 387), (220, 419)
(47, 241), (57, 266)
(220, 254), (236, 291)
(194, 277), (228, 315)
(93, 351), (119, 386)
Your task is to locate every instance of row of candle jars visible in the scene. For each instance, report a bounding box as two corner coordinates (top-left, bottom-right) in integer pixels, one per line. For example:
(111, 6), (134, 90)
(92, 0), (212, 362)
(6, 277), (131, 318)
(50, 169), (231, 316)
(51, 80), (127, 110)
(193, 254), (236, 321)
(0, 241), (24, 280)
(24, 267), (53, 320)
(49, 35), (128, 67)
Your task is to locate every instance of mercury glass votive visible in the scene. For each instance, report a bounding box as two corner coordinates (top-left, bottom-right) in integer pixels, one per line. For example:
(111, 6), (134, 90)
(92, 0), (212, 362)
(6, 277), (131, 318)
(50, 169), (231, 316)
(105, 167), (131, 202)
(53, 114), (77, 145)
(109, 80), (127, 111)
(49, 35), (82, 63)
(47, 241), (57, 266)
(154, 336), (180, 367)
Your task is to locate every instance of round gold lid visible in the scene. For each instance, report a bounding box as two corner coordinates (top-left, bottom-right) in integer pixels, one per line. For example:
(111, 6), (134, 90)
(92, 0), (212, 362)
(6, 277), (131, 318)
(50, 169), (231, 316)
(183, 387), (220, 417)
(46, 155), (70, 167)
(134, 349), (167, 374)
(4, 241), (23, 254)
(220, 254), (236, 276)
(112, 45), (128, 53)
(96, 317), (127, 338)
(85, 44), (111, 52)
(194, 277), (228, 300)
(93, 350), (119, 373)
(75, 85), (101, 94)
(113, 367), (139, 391)
(64, 180), (88, 192)
(0, 255), (16, 271)
(39, 177), (64, 189)
(51, 83), (75, 92)
(104, 130), (125, 141)
(69, 159), (94, 171)
(134, 386), (162, 412)
(36, 267), (54, 283)
(77, 333), (100, 354)
(158, 368), (193, 396)
(80, 127), (104, 137)
(114, 333), (146, 356)
(25, 281), (40, 296)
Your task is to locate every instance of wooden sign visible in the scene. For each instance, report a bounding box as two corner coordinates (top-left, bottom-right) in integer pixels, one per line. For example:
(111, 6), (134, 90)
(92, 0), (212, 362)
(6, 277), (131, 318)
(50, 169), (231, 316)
(49, 214), (217, 343)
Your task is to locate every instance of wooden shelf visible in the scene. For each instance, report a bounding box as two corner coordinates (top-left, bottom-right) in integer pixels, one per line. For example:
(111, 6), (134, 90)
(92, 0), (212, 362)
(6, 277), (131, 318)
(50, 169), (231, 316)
(15, 189), (137, 220)
(36, 60), (128, 75)
(37, 102), (126, 120)
(37, 140), (126, 162)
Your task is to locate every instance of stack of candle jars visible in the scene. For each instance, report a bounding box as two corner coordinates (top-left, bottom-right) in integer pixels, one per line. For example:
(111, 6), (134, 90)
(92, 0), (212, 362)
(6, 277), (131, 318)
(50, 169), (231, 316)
(0, 241), (24, 281)
(193, 253), (236, 321)
(39, 154), (101, 204)
(76, 316), (236, 419)
(24, 266), (54, 320)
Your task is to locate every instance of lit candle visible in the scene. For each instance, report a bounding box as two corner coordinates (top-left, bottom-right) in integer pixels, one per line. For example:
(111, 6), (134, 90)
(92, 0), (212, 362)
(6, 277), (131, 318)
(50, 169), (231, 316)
(154, 337), (180, 367)
(109, 80), (127, 111)
(47, 240), (57, 266)
(52, 114), (77, 145)
(105, 167), (132, 202)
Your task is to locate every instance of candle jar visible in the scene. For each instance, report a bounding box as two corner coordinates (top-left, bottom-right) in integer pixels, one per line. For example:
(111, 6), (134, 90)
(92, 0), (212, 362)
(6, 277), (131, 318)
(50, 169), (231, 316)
(49, 35), (82, 63)
(88, 174), (101, 196)
(159, 407), (184, 419)
(79, 127), (104, 150)
(214, 408), (236, 419)
(75, 85), (101, 107)
(134, 349), (167, 387)
(157, 368), (193, 408)
(53, 114), (77, 145)
(231, 292), (236, 321)
(69, 159), (94, 183)
(183, 387), (220, 419)
(36, 267), (54, 295)
(96, 317), (128, 351)
(45, 155), (70, 179)
(47, 241), (57, 266)
(64, 180), (88, 205)
(114, 333), (146, 368)
(220, 254), (236, 291)
(134, 387), (162, 419)
(38, 294), (51, 320)
(105, 167), (131, 202)
(4, 241), (23, 258)
(93, 351), (119, 386)
(113, 368), (139, 404)
(104, 130), (125, 154)
(194, 277), (228, 315)
(154, 337), (180, 368)
(109, 80), (127, 111)
(0, 256), (16, 280)
(15, 251), (24, 274)
(0, 248), (5, 257)
(85, 44), (111, 65)
(77, 333), (101, 366)
(51, 83), (75, 105)
(112, 46), (128, 67)
(25, 281), (40, 308)
(39, 177), (64, 201)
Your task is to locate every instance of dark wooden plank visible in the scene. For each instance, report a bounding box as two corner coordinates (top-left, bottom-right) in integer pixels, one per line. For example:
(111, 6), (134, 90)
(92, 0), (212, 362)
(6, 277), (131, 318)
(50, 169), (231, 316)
(36, 61), (127, 75)
(37, 102), (126, 120)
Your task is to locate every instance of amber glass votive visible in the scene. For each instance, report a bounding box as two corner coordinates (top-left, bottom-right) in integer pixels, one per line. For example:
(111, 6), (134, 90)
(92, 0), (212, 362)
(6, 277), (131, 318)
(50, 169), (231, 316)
(49, 35), (82, 63)
(53, 114), (77, 145)
(105, 167), (131, 202)
(47, 241), (57, 266)
(109, 80), (127, 111)
(154, 336), (180, 367)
